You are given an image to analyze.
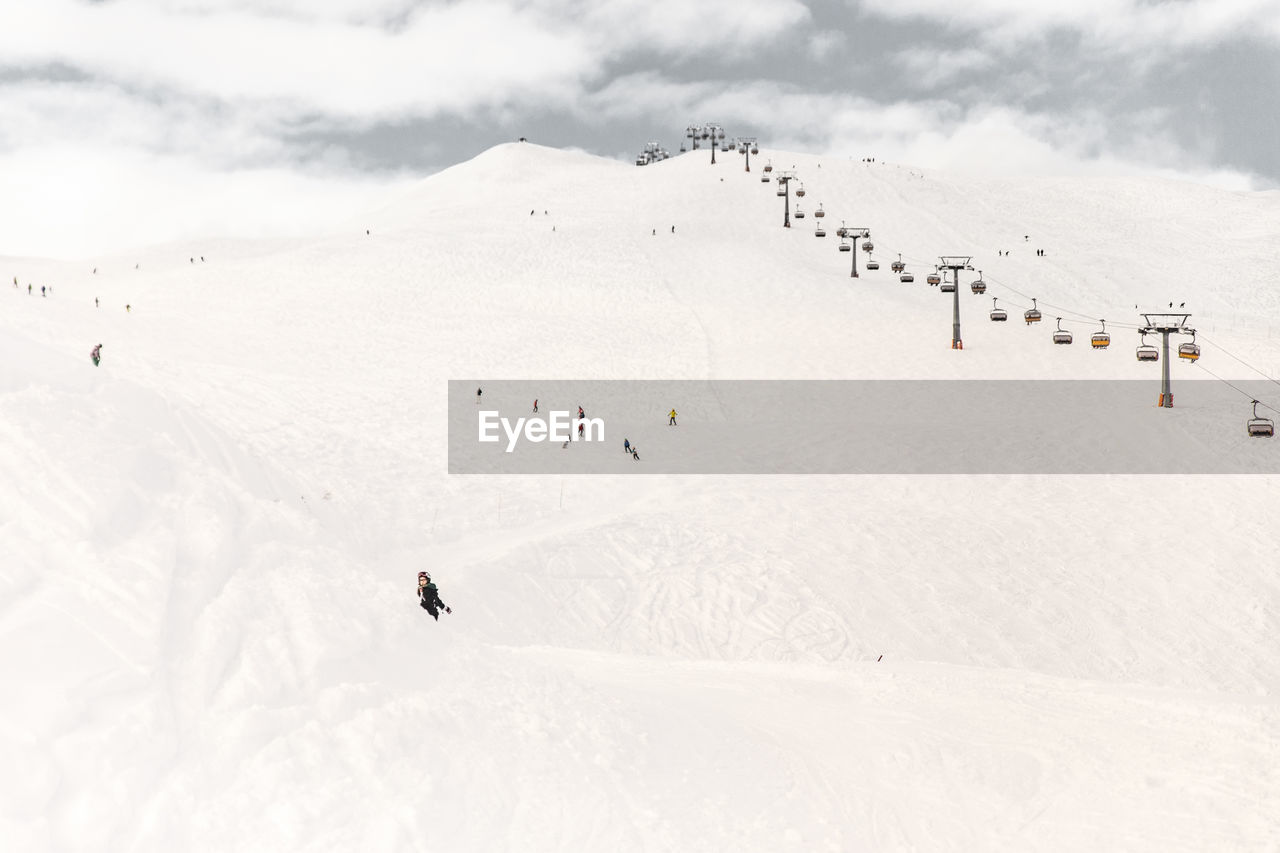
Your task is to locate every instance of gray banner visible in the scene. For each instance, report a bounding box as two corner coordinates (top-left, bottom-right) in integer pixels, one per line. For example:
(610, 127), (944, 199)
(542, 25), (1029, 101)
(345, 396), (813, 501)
(449, 380), (1280, 474)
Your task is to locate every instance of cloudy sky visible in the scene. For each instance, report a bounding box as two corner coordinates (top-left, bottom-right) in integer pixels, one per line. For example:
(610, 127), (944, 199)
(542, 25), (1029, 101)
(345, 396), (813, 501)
(3, 0), (1278, 257)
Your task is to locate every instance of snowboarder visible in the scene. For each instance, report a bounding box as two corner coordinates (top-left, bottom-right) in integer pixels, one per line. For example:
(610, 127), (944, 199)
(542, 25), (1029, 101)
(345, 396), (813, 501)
(623, 438), (630, 454)
(668, 409), (678, 425)
(417, 572), (450, 620)
(90, 344), (102, 366)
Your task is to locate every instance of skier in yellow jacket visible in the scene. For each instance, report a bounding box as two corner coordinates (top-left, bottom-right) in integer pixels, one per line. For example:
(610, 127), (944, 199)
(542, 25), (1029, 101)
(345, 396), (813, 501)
(668, 409), (678, 426)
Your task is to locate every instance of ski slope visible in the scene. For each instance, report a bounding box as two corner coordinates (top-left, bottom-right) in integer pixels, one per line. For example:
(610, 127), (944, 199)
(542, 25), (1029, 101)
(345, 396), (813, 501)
(3, 142), (1280, 851)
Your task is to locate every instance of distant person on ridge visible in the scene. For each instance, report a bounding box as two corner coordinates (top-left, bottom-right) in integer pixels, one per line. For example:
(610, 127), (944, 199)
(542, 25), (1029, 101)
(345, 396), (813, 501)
(668, 409), (678, 425)
(417, 572), (450, 621)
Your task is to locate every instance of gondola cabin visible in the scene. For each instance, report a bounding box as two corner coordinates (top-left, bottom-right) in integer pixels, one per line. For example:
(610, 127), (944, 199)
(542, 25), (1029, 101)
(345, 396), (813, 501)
(1248, 401), (1274, 437)
(1024, 298), (1042, 324)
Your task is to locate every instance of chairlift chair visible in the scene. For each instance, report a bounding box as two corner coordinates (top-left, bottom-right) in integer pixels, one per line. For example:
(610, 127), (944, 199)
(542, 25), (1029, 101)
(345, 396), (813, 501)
(940, 275), (955, 293)
(970, 271), (986, 294)
(764, 161), (773, 173)
(1178, 330), (1201, 362)
(815, 224), (826, 237)
(751, 146), (759, 155)
(1053, 317), (1073, 345)
(838, 239), (851, 252)
(776, 184), (786, 197)
(990, 297), (1007, 321)
(926, 271), (941, 286)
(861, 240), (874, 252)
(1091, 320), (1110, 349)
(866, 259), (880, 270)
(761, 174), (770, 182)
(815, 205), (825, 218)
(1024, 298), (1042, 324)
(900, 270), (914, 283)
(1247, 400), (1274, 437)
(1136, 333), (1159, 362)
(795, 184), (806, 198)
(891, 254), (905, 273)
(794, 205), (805, 219)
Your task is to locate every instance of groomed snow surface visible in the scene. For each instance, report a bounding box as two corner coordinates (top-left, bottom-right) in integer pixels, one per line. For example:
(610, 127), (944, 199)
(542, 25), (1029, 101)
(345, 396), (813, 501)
(3, 143), (1280, 851)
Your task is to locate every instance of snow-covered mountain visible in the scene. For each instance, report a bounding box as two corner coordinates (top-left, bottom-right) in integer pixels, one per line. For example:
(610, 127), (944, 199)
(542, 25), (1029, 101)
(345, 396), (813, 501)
(2, 142), (1278, 851)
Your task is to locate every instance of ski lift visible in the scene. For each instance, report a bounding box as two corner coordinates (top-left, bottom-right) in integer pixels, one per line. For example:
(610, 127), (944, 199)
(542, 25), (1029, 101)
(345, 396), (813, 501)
(776, 184), (786, 197)
(815, 224), (826, 237)
(891, 254), (905, 273)
(795, 206), (805, 219)
(926, 270), (941, 286)
(970, 271), (986, 294)
(990, 297), (1007, 322)
(900, 271), (914, 283)
(861, 240), (874, 253)
(764, 161), (773, 173)
(1247, 400), (1274, 437)
(751, 146), (759, 155)
(838, 238), (851, 252)
(815, 205), (825, 218)
(679, 143), (687, 153)
(795, 184), (806, 198)
(760, 174), (770, 182)
(940, 275), (955, 293)
(1024, 298), (1042, 324)
(1091, 320), (1110, 349)
(1178, 330), (1200, 362)
(1136, 332), (1159, 362)
(867, 259), (880, 270)
(1053, 317), (1073, 345)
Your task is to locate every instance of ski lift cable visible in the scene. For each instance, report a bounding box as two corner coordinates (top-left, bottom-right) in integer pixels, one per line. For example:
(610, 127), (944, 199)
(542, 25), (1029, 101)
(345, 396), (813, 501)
(1193, 363), (1280, 416)
(981, 273), (1144, 329)
(1196, 334), (1280, 393)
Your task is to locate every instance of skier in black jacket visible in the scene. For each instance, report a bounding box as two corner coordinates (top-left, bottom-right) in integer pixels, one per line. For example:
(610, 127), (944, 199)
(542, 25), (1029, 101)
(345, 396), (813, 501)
(418, 572), (451, 620)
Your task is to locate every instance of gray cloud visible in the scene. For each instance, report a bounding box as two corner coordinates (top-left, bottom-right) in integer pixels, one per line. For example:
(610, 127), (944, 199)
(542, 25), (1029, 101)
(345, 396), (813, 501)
(0, 0), (1276, 256)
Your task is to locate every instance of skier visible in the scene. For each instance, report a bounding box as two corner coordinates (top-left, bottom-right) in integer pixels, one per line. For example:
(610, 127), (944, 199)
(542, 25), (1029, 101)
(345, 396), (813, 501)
(533, 399), (538, 413)
(631, 446), (640, 460)
(41, 285), (46, 297)
(578, 406), (584, 420)
(476, 387), (483, 404)
(95, 297), (99, 308)
(90, 344), (102, 366)
(623, 438), (630, 454)
(27, 284), (31, 294)
(668, 408), (678, 425)
(417, 572), (451, 621)
(577, 422), (585, 439)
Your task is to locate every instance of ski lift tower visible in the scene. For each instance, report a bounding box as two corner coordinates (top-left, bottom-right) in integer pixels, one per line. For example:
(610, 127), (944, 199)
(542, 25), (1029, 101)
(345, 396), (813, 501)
(840, 226), (872, 277)
(1139, 313), (1194, 407)
(775, 171), (796, 228)
(736, 137), (758, 172)
(686, 124), (726, 164)
(939, 256), (972, 349)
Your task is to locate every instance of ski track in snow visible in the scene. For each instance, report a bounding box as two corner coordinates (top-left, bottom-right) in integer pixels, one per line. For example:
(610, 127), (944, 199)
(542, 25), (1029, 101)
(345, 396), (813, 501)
(2, 143), (1280, 851)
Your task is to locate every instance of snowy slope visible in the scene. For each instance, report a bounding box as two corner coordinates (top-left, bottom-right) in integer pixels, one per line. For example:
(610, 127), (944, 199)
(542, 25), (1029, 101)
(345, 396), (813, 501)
(2, 142), (1280, 852)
